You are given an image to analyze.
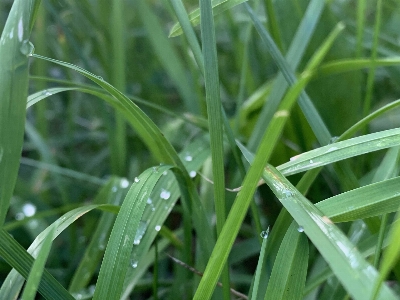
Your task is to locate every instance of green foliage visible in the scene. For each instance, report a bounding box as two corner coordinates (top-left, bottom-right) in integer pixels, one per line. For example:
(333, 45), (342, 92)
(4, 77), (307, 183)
(1, 0), (400, 299)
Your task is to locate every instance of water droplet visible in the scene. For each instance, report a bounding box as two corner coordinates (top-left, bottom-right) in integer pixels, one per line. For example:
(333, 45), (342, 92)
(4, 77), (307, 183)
(160, 189), (171, 200)
(131, 259), (138, 268)
(184, 154), (193, 162)
(22, 203), (36, 217)
(152, 166), (159, 173)
(155, 225), (161, 231)
(9, 30), (13, 39)
(133, 221), (147, 245)
(163, 170), (168, 176)
(134, 177), (140, 183)
(18, 18), (23, 41)
(20, 40), (35, 56)
(309, 160), (313, 164)
(283, 190), (293, 198)
(189, 171), (197, 178)
(15, 212), (24, 220)
(327, 146), (338, 153)
(97, 76), (103, 81)
(120, 178), (129, 188)
(297, 226), (304, 233)
(147, 198), (152, 204)
(260, 228), (270, 239)
(111, 186), (117, 192)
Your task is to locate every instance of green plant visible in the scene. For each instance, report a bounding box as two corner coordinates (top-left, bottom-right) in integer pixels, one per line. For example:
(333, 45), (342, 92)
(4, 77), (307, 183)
(1, 0), (400, 299)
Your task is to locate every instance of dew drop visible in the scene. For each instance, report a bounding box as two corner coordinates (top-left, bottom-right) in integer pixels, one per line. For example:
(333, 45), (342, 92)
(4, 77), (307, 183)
(160, 189), (171, 200)
(120, 178), (129, 188)
(309, 159), (313, 164)
(184, 154), (193, 162)
(22, 203), (36, 217)
(15, 212), (24, 220)
(97, 76), (103, 81)
(146, 198), (152, 205)
(9, 30), (13, 39)
(297, 226), (304, 233)
(260, 228), (270, 239)
(155, 225), (161, 231)
(133, 221), (147, 245)
(283, 190), (293, 198)
(163, 170), (168, 176)
(134, 177), (140, 183)
(131, 259), (138, 268)
(20, 40), (35, 56)
(111, 186), (117, 192)
(152, 166), (159, 173)
(189, 171), (197, 178)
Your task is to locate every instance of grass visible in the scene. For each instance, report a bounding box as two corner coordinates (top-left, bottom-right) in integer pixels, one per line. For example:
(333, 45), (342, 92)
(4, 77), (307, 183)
(1, 0), (400, 299)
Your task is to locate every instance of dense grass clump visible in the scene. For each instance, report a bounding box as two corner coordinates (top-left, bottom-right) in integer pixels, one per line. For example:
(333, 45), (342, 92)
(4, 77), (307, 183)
(1, 0), (400, 299)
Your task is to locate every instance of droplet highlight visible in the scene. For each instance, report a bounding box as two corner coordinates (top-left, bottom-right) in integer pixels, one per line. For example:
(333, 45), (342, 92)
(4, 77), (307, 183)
(160, 189), (171, 200)
(297, 226), (304, 233)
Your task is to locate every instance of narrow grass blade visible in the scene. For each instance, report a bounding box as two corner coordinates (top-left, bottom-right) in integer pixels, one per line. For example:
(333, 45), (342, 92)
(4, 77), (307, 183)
(0, 0), (36, 225)
(316, 176), (400, 222)
(264, 223), (308, 300)
(262, 164), (397, 300)
(138, 0), (199, 113)
(316, 57), (400, 78)
(122, 137), (210, 296)
(20, 226), (56, 300)
(169, 0), (249, 37)
(69, 178), (129, 293)
(200, 0), (226, 234)
(0, 182), (120, 300)
(250, 228), (269, 300)
(277, 128), (400, 176)
(0, 229), (74, 300)
(93, 165), (172, 300)
(247, 0), (326, 149)
(372, 211), (400, 299)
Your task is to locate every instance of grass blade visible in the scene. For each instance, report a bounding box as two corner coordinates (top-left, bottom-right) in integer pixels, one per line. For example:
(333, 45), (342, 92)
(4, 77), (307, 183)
(93, 165), (172, 299)
(0, 0), (36, 225)
(262, 164), (397, 300)
(20, 226), (56, 300)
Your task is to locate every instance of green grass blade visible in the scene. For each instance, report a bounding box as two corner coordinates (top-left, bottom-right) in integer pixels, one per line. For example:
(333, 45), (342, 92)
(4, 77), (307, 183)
(264, 223), (308, 300)
(20, 226), (56, 300)
(169, 0), (249, 37)
(316, 176), (400, 222)
(168, 0), (204, 72)
(0, 229), (74, 300)
(122, 137), (210, 296)
(247, 0), (326, 149)
(69, 178), (129, 293)
(93, 165), (172, 299)
(138, 0), (199, 114)
(0, 0), (36, 225)
(250, 228), (269, 300)
(0, 194), (119, 299)
(277, 128), (400, 176)
(262, 164), (398, 300)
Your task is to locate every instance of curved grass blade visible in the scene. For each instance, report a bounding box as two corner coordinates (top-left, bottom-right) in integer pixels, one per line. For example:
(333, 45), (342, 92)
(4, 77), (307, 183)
(262, 164), (397, 300)
(27, 87), (78, 108)
(316, 57), (400, 78)
(264, 223), (308, 300)
(277, 127), (400, 176)
(0, 229), (74, 300)
(316, 176), (400, 223)
(20, 226), (56, 300)
(31, 54), (214, 261)
(93, 165), (172, 300)
(0, 178), (120, 299)
(169, 0), (248, 37)
(122, 136), (210, 296)
(0, 0), (37, 225)
(69, 178), (129, 293)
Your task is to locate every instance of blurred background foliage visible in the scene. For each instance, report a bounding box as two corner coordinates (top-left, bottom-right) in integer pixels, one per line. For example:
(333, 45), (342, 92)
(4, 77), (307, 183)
(1, 0), (400, 298)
